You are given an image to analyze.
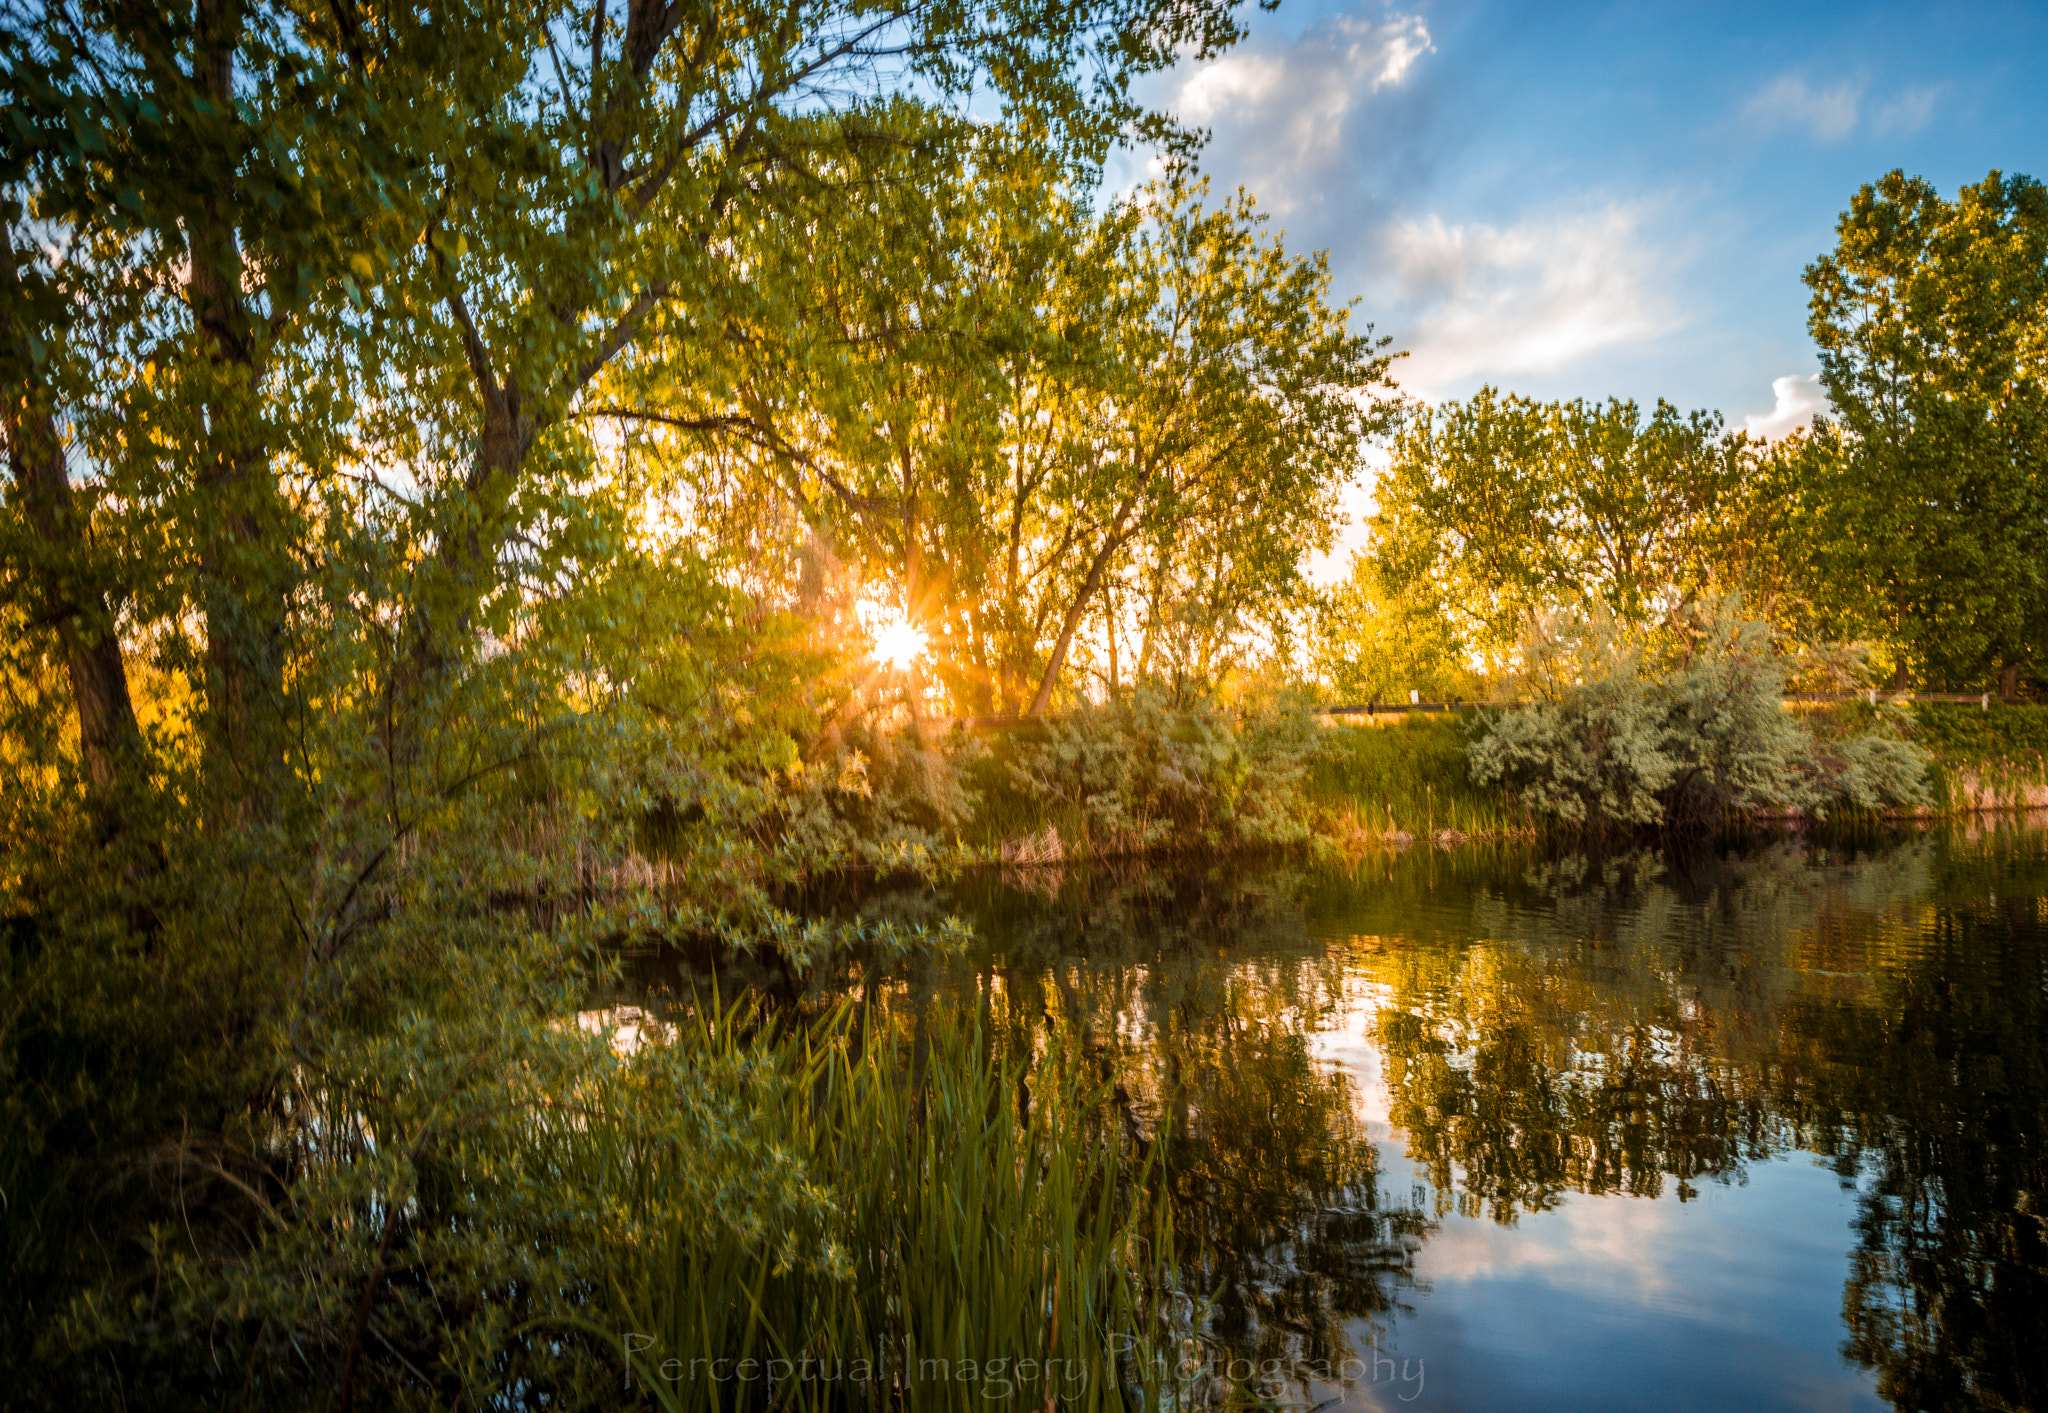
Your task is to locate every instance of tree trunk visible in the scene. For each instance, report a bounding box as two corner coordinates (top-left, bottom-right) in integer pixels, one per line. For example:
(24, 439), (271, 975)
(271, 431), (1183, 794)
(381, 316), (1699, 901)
(1999, 659), (2020, 704)
(1134, 547), (1172, 683)
(1027, 532), (1129, 717)
(5, 399), (144, 810)
(394, 346), (535, 752)
(1105, 585), (1120, 692)
(186, 0), (288, 824)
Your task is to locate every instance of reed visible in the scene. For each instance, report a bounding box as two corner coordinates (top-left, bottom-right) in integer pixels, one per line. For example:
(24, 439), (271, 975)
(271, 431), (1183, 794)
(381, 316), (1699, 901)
(594, 1001), (1178, 1413)
(1306, 712), (1528, 842)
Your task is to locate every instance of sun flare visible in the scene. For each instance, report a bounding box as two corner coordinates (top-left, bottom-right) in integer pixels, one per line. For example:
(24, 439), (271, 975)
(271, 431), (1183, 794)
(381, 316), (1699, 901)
(869, 613), (929, 669)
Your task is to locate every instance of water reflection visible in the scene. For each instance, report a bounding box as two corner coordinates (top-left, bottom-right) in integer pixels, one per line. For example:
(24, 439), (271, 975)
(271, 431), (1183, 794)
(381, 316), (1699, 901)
(626, 824), (2048, 1411)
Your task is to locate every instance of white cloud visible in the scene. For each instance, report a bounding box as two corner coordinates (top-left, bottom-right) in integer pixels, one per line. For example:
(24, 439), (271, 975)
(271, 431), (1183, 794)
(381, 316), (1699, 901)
(1871, 84), (1942, 136)
(1743, 373), (1828, 439)
(1168, 12), (1433, 210)
(1742, 73), (1940, 143)
(1744, 74), (1863, 141)
(1379, 203), (1679, 398)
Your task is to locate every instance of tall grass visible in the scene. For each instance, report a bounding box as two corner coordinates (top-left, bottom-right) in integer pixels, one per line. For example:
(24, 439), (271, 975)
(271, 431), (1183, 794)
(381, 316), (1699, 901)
(1305, 713), (1528, 841)
(1912, 703), (2048, 814)
(591, 1001), (1178, 1413)
(1795, 702), (2048, 816)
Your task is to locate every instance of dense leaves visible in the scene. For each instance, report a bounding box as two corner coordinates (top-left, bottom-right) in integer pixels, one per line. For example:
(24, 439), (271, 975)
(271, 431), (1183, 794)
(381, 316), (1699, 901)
(1799, 170), (2048, 695)
(1370, 390), (1783, 666)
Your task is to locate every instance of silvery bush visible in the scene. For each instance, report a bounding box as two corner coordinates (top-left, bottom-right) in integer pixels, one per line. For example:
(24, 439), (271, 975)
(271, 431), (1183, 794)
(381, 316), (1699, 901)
(1470, 606), (1929, 832)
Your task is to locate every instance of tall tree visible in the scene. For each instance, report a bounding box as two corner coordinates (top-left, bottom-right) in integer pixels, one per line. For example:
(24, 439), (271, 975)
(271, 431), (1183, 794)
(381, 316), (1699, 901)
(2, 0), (1254, 807)
(651, 170), (1393, 717)
(1371, 390), (1780, 666)
(1803, 168), (2048, 698)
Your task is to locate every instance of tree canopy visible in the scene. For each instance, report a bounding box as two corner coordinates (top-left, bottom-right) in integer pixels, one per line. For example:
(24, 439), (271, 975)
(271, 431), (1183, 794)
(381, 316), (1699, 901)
(1797, 168), (2048, 696)
(1368, 388), (1782, 669)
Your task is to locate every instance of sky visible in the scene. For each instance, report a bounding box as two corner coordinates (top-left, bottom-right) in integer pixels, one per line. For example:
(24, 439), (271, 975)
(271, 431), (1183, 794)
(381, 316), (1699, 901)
(1112, 0), (2048, 447)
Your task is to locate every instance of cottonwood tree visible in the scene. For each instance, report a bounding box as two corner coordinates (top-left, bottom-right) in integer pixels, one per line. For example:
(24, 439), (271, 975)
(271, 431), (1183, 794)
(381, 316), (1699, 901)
(1371, 390), (1782, 666)
(1019, 183), (1392, 712)
(2, 0), (1269, 1399)
(646, 169), (1393, 716)
(1801, 168), (2048, 699)
(3, 0), (1255, 811)
(1310, 552), (1472, 704)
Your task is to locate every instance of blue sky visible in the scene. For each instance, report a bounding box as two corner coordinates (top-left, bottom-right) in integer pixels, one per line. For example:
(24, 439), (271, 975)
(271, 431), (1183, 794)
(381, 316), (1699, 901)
(1116, 0), (2048, 438)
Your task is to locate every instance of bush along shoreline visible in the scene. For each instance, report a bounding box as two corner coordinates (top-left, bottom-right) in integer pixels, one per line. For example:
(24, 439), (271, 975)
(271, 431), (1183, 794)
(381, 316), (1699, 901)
(755, 630), (2047, 876)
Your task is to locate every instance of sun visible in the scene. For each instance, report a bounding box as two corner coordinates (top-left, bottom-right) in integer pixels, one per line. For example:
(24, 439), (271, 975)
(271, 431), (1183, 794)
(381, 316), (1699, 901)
(869, 612), (929, 669)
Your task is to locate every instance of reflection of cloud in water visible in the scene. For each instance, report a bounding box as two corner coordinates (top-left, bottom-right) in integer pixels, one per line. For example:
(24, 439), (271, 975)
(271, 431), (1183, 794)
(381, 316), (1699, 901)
(635, 827), (2047, 1411)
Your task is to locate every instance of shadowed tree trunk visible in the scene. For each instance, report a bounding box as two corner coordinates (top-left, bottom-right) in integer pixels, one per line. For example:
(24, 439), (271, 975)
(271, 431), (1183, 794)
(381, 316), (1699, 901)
(4, 395), (143, 812)
(3, 236), (143, 817)
(179, 0), (289, 825)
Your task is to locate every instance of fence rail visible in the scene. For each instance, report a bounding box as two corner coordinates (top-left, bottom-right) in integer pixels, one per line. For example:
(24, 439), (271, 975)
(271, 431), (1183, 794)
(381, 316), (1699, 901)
(931, 692), (2023, 732)
(1321, 691), (2012, 716)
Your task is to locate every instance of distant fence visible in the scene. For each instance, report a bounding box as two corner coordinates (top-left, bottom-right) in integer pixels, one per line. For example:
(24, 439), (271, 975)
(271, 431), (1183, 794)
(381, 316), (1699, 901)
(933, 692), (2020, 732)
(1319, 701), (1471, 717)
(1320, 691), (2013, 717)
(1781, 692), (2008, 706)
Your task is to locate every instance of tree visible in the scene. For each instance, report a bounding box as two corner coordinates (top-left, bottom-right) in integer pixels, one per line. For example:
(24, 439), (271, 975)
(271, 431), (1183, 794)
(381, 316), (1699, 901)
(636, 170), (1393, 717)
(1309, 551), (1472, 705)
(3, 1), (1272, 1400)
(1371, 390), (1782, 667)
(3, 0), (1257, 812)
(1803, 168), (2048, 699)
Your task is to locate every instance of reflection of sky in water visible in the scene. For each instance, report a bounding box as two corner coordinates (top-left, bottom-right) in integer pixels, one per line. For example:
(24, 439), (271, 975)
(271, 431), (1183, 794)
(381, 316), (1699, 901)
(1318, 992), (1880, 1410)
(1270, 832), (2048, 1413)
(1381, 1165), (1877, 1413)
(653, 825), (2047, 1411)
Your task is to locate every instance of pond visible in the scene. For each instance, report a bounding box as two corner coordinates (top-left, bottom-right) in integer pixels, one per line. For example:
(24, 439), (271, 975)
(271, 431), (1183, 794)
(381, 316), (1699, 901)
(629, 820), (2048, 1413)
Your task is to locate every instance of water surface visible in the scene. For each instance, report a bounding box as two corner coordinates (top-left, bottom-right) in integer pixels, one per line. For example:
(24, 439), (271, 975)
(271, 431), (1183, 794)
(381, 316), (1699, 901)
(642, 823), (2048, 1412)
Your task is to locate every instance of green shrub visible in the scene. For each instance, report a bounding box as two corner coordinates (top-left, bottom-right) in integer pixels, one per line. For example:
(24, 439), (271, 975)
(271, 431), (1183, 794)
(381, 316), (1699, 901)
(767, 722), (984, 875)
(1469, 613), (1930, 833)
(1908, 702), (2048, 766)
(992, 693), (1321, 856)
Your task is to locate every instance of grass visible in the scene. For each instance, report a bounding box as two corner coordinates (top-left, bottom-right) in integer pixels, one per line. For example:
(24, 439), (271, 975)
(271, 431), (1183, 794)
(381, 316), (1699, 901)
(1910, 703), (2048, 814)
(1795, 701), (2048, 816)
(1304, 711), (1531, 844)
(588, 999), (1180, 1413)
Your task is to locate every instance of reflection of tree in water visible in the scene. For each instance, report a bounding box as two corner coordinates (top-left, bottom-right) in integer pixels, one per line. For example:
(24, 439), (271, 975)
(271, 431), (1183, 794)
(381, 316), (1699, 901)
(947, 865), (1437, 1383)
(629, 829), (2048, 1411)
(1789, 899), (2047, 1413)
(1337, 836), (2048, 1412)
(626, 862), (1441, 1382)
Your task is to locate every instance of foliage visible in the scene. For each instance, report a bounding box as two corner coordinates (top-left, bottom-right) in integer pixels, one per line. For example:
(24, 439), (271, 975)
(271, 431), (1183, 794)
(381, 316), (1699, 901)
(655, 158), (1396, 718)
(1894, 702), (2048, 815)
(4, 5), (2041, 1405)
(607, 1001), (1176, 1413)
(988, 693), (1324, 856)
(1371, 389), (1783, 664)
(768, 721), (987, 878)
(1907, 701), (2048, 763)
(1799, 168), (2048, 696)
(1, 0), (1275, 1402)
(1305, 712), (1523, 841)
(1467, 606), (1931, 832)
(1309, 551), (1477, 706)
